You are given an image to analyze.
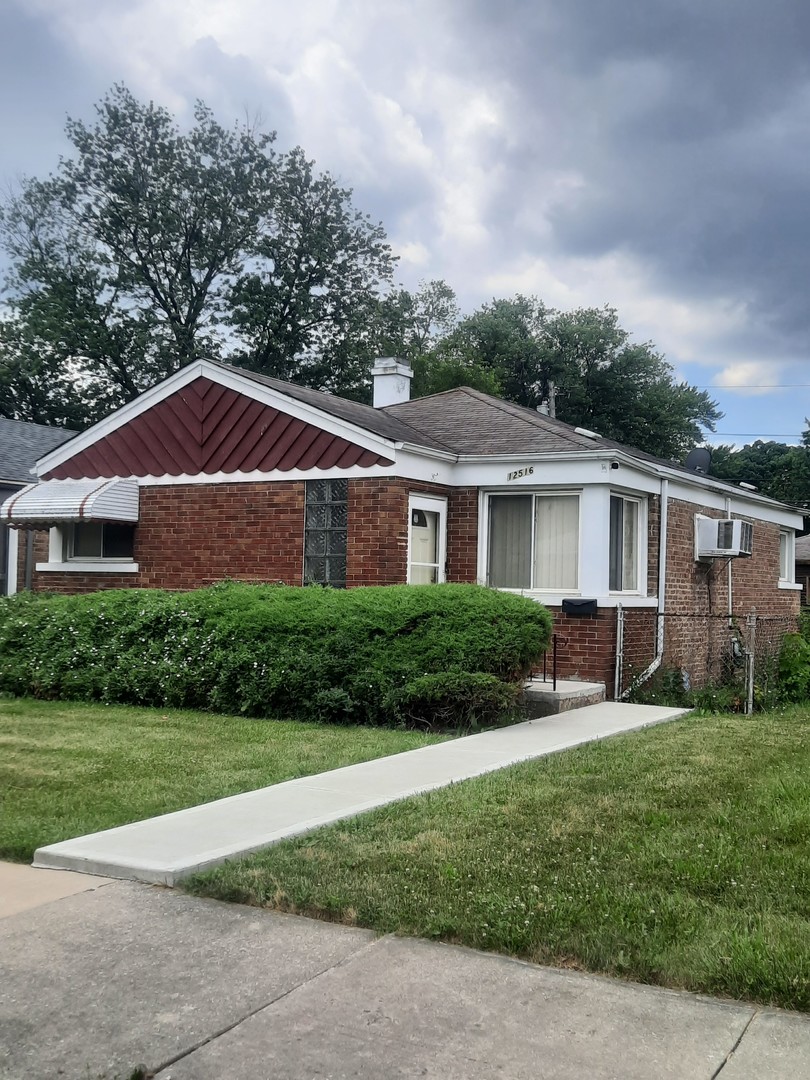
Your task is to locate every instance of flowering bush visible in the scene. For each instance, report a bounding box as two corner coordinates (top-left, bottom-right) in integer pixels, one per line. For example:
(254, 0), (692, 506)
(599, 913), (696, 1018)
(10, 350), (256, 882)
(0, 582), (551, 730)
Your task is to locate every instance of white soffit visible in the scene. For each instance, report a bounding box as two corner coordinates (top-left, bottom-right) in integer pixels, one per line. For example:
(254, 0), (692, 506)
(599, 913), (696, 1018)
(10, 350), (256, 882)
(1, 478), (139, 526)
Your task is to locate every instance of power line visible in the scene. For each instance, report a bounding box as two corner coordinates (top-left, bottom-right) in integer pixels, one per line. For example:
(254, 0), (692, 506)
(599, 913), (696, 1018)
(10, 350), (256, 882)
(693, 383), (810, 389)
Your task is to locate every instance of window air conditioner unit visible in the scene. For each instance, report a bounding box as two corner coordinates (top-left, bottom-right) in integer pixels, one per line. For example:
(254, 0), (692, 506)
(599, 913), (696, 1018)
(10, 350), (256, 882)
(696, 517), (753, 559)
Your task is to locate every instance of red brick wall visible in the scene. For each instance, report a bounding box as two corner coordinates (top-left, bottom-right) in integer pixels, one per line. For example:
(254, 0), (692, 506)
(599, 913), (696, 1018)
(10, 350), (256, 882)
(656, 498), (799, 687)
(345, 479), (479, 587)
(345, 479), (409, 587)
(30, 477), (480, 595)
(446, 487), (478, 583)
(26, 485), (800, 696)
(32, 482), (306, 594)
(544, 609), (617, 687)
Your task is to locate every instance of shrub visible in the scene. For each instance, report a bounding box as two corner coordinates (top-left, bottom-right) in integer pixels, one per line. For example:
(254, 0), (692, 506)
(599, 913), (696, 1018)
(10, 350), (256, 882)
(777, 633), (810, 703)
(384, 672), (522, 732)
(0, 582), (552, 730)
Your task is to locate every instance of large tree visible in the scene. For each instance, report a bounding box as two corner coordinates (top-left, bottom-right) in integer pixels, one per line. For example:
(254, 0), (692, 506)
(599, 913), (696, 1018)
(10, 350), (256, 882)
(710, 433), (810, 507)
(415, 300), (721, 460)
(0, 86), (396, 425)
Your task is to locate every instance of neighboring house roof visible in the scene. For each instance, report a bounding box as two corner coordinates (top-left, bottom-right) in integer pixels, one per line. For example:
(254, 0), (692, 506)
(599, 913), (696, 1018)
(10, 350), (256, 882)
(0, 417), (77, 485)
(795, 534), (810, 562)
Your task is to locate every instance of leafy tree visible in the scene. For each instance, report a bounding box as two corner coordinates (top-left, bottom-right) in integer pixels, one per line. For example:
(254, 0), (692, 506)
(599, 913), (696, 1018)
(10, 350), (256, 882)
(423, 295), (548, 403)
(710, 437), (810, 507)
(414, 300), (721, 460)
(0, 320), (91, 428)
(0, 85), (396, 420)
(540, 307), (721, 460)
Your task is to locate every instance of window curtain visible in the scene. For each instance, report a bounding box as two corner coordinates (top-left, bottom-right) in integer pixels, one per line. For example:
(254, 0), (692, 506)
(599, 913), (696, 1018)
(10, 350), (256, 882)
(488, 495), (532, 588)
(534, 495), (579, 589)
(609, 496), (638, 590)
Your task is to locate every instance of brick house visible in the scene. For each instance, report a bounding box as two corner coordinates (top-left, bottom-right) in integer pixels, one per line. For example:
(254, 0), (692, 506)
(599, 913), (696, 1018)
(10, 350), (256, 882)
(1, 359), (803, 695)
(0, 417), (77, 596)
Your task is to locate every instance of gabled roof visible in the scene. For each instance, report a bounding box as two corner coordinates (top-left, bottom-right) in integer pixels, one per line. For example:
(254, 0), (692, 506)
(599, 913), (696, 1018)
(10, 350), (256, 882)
(0, 417), (77, 485)
(211, 362), (455, 454)
(796, 534), (810, 562)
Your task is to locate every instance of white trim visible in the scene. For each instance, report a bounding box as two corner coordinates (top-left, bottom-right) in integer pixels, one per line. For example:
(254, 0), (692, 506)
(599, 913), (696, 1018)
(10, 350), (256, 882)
(36, 561), (139, 574)
(6, 527), (18, 595)
(34, 360), (399, 477)
(492, 591), (659, 609)
(480, 487), (582, 593)
(407, 494), (447, 584)
(779, 528), (796, 584)
(608, 490), (647, 595)
(778, 581), (803, 591)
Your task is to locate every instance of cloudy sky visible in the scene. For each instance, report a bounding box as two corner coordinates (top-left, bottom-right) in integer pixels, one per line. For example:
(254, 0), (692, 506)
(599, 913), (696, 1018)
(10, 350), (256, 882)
(2, 0), (809, 446)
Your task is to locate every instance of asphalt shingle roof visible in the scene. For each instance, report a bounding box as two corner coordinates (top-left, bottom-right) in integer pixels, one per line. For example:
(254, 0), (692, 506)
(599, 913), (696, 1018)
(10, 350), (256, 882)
(385, 387), (604, 455)
(213, 362), (456, 453)
(0, 418), (77, 485)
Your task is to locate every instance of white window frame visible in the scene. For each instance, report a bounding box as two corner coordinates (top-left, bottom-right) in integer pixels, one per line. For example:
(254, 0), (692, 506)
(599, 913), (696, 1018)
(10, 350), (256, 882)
(608, 492), (645, 595)
(481, 489), (582, 595)
(36, 524), (139, 574)
(407, 494), (447, 584)
(779, 529), (797, 587)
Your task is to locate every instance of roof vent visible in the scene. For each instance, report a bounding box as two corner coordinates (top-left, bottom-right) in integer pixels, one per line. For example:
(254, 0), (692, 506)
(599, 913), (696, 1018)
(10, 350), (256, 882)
(739, 481), (758, 491)
(574, 426), (602, 440)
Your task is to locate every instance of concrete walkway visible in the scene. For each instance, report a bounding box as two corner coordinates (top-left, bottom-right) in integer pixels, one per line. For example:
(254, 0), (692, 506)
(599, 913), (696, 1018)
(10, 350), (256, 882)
(1, 877), (808, 1079)
(34, 701), (688, 884)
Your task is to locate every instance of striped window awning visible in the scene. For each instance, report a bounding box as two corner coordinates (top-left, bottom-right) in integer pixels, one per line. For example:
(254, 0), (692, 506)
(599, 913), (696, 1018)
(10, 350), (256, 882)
(0, 478), (139, 526)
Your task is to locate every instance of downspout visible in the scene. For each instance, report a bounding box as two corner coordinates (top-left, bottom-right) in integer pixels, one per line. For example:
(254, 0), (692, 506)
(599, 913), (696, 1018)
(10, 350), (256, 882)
(725, 496), (733, 624)
(24, 530), (34, 592)
(620, 478), (668, 697)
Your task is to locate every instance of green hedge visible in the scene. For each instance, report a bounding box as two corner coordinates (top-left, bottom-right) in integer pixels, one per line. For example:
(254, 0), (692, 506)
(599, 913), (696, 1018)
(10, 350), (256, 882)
(0, 583), (552, 730)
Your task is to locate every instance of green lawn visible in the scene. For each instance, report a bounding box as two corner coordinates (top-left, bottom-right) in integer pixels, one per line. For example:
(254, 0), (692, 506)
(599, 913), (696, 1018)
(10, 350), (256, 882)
(0, 697), (446, 861)
(186, 709), (810, 1011)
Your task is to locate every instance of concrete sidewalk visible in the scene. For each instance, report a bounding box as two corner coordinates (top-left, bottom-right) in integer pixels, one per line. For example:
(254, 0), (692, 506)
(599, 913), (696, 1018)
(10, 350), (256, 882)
(1, 879), (808, 1080)
(33, 701), (688, 885)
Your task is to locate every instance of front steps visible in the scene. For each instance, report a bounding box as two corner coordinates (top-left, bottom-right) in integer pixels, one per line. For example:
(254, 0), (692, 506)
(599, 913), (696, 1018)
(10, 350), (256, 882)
(523, 678), (607, 718)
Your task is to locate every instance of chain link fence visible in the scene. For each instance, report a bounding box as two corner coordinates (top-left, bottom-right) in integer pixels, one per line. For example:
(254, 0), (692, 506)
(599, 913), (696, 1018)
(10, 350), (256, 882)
(617, 609), (799, 712)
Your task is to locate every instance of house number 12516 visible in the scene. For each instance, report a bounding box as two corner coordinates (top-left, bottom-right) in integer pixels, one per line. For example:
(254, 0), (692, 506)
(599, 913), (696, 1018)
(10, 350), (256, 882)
(507, 466), (534, 482)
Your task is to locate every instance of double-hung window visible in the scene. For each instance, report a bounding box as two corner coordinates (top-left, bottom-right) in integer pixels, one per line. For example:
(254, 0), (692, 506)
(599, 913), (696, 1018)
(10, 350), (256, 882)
(487, 493), (579, 591)
(609, 494), (640, 592)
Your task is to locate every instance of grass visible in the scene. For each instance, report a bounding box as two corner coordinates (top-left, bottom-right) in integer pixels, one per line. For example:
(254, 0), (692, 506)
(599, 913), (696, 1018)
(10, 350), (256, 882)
(185, 709), (810, 1011)
(0, 697), (446, 861)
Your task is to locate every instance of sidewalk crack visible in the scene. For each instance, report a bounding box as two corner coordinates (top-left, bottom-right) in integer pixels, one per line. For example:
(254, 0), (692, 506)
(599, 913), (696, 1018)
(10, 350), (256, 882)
(147, 934), (383, 1078)
(710, 1009), (760, 1079)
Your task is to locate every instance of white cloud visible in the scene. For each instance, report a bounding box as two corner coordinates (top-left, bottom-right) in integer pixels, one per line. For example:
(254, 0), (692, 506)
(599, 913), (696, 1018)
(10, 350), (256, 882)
(712, 361), (787, 395)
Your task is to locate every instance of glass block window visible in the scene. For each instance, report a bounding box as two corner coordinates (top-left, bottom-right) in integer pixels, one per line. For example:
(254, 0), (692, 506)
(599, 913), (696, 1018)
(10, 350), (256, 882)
(304, 479), (348, 587)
